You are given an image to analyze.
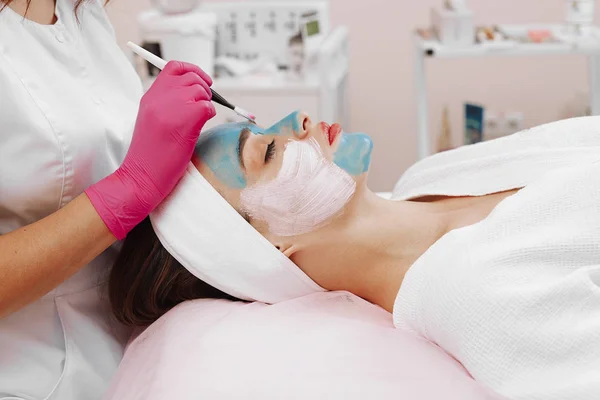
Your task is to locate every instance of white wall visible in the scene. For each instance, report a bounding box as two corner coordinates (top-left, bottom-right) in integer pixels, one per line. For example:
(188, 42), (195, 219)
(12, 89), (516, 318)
(106, 0), (597, 191)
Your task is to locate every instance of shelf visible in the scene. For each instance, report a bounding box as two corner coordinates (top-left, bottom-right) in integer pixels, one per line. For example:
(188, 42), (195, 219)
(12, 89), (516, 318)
(413, 23), (600, 160)
(417, 24), (600, 58)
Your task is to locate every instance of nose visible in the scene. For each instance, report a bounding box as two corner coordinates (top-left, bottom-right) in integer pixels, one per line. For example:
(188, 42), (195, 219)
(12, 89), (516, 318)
(295, 111), (311, 139)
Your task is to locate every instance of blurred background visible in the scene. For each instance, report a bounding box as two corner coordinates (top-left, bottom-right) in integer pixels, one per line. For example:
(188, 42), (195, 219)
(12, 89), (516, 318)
(107, 0), (600, 191)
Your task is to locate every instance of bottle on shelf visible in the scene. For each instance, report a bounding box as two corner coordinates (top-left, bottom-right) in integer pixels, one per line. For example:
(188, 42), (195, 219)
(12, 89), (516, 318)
(437, 106), (453, 153)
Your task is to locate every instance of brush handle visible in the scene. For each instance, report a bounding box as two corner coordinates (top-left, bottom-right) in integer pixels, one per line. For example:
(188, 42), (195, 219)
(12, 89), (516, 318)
(128, 41), (167, 70)
(127, 41), (237, 114)
(210, 89), (235, 111)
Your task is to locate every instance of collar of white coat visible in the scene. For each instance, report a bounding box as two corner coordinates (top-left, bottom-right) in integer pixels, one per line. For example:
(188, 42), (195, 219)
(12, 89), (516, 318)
(150, 162), (325, 303)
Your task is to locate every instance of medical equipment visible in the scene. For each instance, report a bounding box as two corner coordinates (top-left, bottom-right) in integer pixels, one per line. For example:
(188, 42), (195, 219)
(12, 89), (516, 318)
(199, 1), (330, 67)
(133, 1), (348, 129)
(204, 25), (349, 129)
(138, 9), (218, 77)
(128, 41), (256, 123)
(151, 0), (198, 14)
(299, 8), (326, 61)
(137, 1), (329, 77)
(286, 31), (306, 79)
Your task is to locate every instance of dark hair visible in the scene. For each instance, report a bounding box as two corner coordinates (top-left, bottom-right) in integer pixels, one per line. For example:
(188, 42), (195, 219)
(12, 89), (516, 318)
(109, 217), (238, 327)
(0, 0), (108, 18)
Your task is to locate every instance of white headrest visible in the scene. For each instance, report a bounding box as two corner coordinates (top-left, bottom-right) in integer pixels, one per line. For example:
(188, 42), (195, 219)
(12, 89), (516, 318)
(150, 163), (324, 303)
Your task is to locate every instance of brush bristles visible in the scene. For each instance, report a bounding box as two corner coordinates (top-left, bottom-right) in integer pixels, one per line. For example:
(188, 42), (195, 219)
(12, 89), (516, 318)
(234, 107), (256, 122)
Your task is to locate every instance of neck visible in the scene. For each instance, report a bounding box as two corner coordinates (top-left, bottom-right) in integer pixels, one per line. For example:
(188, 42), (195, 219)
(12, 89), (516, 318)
(324, 190), (451, 312)
(8, 0), (57, 24)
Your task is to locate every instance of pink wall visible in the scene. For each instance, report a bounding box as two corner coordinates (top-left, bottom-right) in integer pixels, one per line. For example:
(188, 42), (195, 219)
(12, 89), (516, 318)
(106, 0), (596, 191)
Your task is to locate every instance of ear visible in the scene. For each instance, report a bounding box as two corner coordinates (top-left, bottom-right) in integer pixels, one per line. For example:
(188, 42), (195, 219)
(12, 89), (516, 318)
(276, 242), (299, 258)
(265, 235), (299, 258)
(261, 230), (301, 258)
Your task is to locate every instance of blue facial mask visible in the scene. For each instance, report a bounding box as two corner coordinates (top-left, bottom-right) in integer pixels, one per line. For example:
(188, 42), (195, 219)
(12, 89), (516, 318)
(262, 111), (302, 136)
(196, 110), (374, 188)
(333, 133), (373, 176)
(196, 111), (302, 189)
(194, 126), (248, 189)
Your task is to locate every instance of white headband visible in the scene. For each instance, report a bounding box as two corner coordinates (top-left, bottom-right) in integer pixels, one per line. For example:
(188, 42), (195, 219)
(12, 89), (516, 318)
(149, 162), (325, 303)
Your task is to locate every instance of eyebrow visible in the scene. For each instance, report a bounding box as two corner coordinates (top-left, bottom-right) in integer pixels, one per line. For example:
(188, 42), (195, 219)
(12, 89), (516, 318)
(237, 128), (251, 170)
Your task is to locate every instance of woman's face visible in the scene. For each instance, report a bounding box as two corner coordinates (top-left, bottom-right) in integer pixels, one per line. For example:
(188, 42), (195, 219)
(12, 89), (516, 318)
(193, 110), (373, 253)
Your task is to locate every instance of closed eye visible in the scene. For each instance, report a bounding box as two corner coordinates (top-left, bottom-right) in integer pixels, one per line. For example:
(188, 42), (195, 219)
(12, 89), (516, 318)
(265, 140), (276, 163)
(238, 128), (251, 170)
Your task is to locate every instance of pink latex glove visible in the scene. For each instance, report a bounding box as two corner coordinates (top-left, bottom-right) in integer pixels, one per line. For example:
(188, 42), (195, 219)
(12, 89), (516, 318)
(86, 61), (216, 240)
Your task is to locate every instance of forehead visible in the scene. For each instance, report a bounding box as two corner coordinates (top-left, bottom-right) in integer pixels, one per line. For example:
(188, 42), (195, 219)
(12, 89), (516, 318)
(194, 122), (254, 189)
(199, 110), (301, 142)
(194, 111), (301, 189)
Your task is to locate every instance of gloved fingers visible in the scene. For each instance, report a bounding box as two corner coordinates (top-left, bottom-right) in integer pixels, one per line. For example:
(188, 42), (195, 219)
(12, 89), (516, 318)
(183, 84), (212, 102)
(163, 60), (213, 86)
(195, 101), (216, 121)
(183, 101), (216, 141)
(180, 72), (211, 99)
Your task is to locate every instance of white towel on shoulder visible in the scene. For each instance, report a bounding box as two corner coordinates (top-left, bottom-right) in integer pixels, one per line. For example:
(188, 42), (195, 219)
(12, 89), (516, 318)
(391, 117), (600, 400)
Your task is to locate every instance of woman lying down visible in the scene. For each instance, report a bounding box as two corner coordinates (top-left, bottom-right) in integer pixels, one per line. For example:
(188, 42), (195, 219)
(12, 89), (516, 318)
(109, 111), (600, 400)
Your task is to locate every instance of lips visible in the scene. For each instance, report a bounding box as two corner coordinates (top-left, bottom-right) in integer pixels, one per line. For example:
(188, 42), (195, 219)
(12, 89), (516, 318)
(329, 123), (341, 145)
(320, 122), (342, 146)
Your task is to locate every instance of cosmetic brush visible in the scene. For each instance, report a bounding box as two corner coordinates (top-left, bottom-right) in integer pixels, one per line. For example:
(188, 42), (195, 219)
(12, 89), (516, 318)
(127, 41), (256, 123)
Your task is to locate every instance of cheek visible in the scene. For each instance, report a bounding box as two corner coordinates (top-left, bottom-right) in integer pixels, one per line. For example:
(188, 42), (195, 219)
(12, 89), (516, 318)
(239, 139), (356, 237)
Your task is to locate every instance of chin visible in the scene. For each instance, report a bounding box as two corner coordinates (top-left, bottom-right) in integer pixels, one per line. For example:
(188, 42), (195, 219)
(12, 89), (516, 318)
(352, 171), (370, 194)
(333, 132), (374, 177)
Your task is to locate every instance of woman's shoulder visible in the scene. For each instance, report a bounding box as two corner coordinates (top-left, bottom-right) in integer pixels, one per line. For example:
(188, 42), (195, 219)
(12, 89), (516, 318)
(394, 159), (600, 363)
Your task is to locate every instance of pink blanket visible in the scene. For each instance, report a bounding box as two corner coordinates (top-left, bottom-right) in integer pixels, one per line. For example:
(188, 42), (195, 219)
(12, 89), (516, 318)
(105, 292), (504, 399)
